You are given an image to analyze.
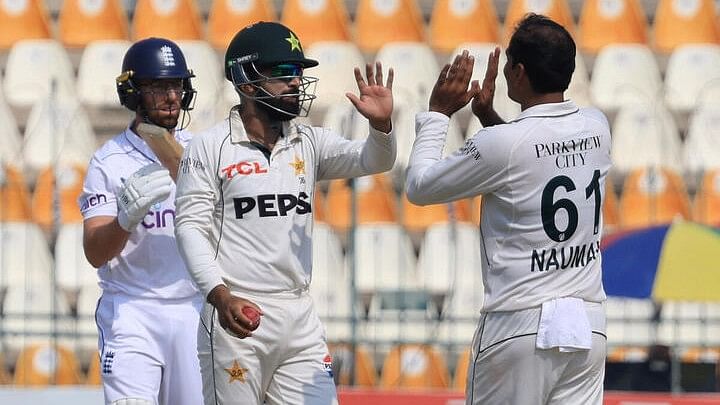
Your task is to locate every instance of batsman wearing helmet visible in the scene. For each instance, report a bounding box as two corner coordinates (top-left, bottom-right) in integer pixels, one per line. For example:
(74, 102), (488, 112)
(174, 21), (396, 404)
(79, 37), (203, 405)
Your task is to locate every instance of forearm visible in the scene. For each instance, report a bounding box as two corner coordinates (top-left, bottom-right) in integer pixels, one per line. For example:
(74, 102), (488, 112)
(318, 126), (396, 180)
(406, 112), (478, 205)
(175, 223), (225, 299)
(83, 217), (130, 268)
(475, 108), (505, 128)
(360, 126), (396, 173)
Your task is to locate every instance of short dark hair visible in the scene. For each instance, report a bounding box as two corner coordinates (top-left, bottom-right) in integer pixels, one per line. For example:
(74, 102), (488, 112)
(507, 14), (575, 93)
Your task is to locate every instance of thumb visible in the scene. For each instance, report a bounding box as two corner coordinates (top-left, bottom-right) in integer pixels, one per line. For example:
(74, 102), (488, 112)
(345, 93), (362, 110)
(470, 80), (481, 95)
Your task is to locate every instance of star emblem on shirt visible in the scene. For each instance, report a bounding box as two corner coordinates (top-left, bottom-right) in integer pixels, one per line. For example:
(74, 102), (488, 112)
(290, 157), (305, 175)
(286, 32), (302, 52)
(224, 360), (249, 383)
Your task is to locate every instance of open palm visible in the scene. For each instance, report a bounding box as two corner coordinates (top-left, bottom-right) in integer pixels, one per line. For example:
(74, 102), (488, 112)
(346, 62), (394, 133)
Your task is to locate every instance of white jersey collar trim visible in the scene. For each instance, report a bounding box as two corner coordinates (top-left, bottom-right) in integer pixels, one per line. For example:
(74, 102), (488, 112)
(511, 100), (579, 122)
(229, 106), (303, 145)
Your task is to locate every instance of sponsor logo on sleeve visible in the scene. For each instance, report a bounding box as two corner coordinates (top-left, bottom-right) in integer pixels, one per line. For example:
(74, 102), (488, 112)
(80, 193), (108, 211)
(179, 157), (205, 174)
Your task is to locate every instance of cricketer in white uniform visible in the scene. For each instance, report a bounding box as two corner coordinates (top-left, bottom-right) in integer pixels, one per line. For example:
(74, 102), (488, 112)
(406, 15), (610, 405)
(174, 22), (396, 405)
(79, 38), (203, 405)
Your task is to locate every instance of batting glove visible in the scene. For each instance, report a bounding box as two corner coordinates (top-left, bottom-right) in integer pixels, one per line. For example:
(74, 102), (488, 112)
(116, 163), (172, 232)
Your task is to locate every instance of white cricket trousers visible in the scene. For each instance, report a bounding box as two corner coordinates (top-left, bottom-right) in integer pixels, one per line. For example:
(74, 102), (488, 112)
(466, 302), (606, 405)
(96, 292), (203, 405)
(198, 288), (338, 405)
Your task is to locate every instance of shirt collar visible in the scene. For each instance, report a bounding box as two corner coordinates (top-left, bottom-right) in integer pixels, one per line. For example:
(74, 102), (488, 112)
(124, 125), (159, 162)
(511, 100), (580, 122)
(228, 105), (302, 145)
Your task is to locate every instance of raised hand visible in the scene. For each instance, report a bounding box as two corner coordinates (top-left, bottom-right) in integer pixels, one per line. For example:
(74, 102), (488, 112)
(346, 61), (394, 133)
(471, 47), (501, 119)
(429, 50), (479, 118)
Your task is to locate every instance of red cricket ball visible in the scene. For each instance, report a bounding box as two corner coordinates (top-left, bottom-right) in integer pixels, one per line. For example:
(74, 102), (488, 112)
(242, 306), (261, 330)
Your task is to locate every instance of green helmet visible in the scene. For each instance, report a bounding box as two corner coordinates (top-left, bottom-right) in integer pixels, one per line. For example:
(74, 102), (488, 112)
(224, 21), (318, 119)
(225, 21), (318, 83)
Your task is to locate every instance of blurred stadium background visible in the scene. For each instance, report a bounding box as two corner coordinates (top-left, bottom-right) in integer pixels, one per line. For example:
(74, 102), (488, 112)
(1, 0), (720, 403)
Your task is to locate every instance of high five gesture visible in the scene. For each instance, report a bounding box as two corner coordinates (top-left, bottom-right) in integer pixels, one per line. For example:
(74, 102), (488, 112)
(346, 61), (394, 133)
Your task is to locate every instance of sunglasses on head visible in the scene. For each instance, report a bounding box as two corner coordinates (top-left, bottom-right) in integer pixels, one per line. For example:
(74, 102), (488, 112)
(268, 63), (303, 78)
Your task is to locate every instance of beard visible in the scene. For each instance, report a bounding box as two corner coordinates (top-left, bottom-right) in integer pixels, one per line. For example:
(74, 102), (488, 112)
(139, 104), (181, 130)
(256, 89), (301, 122)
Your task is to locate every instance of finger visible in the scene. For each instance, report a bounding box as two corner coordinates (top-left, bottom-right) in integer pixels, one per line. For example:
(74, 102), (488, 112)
(469, 79), (481, 95)
(386, 67), (394, 90)
(225, 316), (253, 338)
(459, 52), (475, 84)
(375, 61), (383, 87)
(233, 313), (257, 330)
(448, 53), (462, 78)
(353, 67), (367, 91)
(365, 63), (376, 86)
(482, 48), (500, 89)
(437, 64), (450, 83)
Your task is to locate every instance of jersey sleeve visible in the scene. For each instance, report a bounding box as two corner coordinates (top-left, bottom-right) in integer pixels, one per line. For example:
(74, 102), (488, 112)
(174, 134), (225, 298)
(406, 111), (512, 205)
(313, 125), (396, 181)
(78, 155), (118, 219)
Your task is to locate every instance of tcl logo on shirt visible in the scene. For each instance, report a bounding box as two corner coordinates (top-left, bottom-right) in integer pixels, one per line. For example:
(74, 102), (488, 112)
(233, 192), (311, 219)
(221, 161), (267, 179)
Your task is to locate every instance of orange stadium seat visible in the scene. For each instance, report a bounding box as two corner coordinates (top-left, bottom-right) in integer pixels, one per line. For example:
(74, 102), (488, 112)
(0, 0), (51, 49)
(429, 0), (500, 53)
(58, 0), (129, 47)
(693, 169), (720, 226)
(604, 176), (620, 232)
(503, 0), (575, 44)
(133, 0), (203, 40)
(0, 353), (10, 384)
(453, 347), (471, 392)
(577, 0), (648, 54)
(380, 344), (450, 389)
(207, 0), (275, 50)
(400, 194), (472, 243)
(31, 164), (86, 235)
(470, 196), (482, 226)
(653, 0), (720, 53)
(313, 190), (326, 223)
(329, 343), (378, 387)
(618, 167), (692, 230)
(281, 0), (350, 47)
(85, 351), (101, 385)
(354, 0), (425, 53)
(0, 164), (33, 222)
(13, 343), (82, 385)
(324, 174), (397, 234)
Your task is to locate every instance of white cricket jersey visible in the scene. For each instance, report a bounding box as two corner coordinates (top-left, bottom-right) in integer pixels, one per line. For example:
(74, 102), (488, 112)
(174, 107), (396, 298)
(79, 126), (199, 300)
(406, 102), (611, 312)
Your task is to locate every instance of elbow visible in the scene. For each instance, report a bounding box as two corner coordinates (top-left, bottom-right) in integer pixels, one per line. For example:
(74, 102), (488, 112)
(85, 251), (107, 269)
(405, 183), (429, 206)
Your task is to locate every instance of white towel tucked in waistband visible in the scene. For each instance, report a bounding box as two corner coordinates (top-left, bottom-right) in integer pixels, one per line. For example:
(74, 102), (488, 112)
(536, 297), (592, 352)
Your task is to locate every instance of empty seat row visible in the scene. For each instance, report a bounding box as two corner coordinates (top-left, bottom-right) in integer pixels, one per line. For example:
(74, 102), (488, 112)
(1, 0), (719, 54)
(2, 37), (718, 141)
(607, 298), (720, 348)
